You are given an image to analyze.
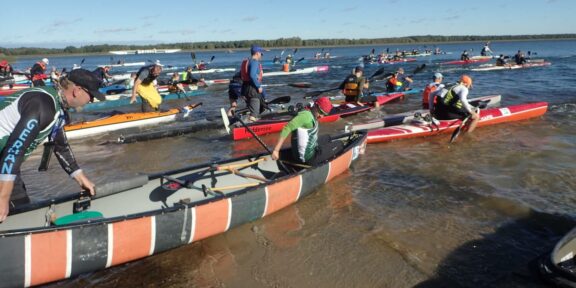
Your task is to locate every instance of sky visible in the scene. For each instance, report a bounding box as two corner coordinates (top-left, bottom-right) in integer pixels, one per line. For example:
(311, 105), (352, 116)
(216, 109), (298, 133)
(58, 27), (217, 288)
(1, 0), (575, 48)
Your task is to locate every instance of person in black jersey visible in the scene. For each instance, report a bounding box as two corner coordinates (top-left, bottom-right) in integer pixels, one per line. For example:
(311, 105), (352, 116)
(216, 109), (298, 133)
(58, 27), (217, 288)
(0, 69), (105, 222)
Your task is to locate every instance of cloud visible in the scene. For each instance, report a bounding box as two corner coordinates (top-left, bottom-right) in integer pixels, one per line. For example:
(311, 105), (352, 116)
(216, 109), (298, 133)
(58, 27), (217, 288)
(242, 16), (258, 22)
(51, 18), (82, 27)
(94, 28), (137, 34)
(158, 29), (196, 35)
(341, 6), (358, 12)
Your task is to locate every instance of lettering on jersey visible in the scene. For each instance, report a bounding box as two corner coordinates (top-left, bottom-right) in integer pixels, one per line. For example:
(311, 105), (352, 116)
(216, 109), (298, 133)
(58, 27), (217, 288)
(1, 119), (38, 174)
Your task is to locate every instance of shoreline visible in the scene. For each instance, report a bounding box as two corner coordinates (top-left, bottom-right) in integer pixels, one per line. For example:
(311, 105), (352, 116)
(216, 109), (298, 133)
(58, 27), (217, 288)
(6, 37), (575, 58)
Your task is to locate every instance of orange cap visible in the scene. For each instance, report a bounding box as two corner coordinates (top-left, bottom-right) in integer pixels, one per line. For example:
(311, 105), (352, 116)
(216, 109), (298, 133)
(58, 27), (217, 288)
(460, 75), (473, 87)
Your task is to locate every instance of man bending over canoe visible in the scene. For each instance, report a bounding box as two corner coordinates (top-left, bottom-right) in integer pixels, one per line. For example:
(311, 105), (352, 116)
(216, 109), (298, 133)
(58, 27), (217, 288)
(0, 69), (103, 222)
(339, 65), (380, 108)
(130, 64), (163, 112)
(272, 97), (343, 169)
(432, 75), (479, 133)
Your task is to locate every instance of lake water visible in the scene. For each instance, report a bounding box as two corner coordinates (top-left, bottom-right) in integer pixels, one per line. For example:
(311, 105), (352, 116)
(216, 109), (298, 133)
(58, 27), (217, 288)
(11, 40), (576, 287)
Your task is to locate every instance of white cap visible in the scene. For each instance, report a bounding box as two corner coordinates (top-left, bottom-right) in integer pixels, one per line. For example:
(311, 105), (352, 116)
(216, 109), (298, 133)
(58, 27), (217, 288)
(434, 72), (443, 79)
(42, 58), (49, 65)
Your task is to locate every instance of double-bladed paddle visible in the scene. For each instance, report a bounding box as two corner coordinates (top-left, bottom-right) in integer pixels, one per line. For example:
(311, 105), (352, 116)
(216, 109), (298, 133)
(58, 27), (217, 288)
(449, 116), (469, 144)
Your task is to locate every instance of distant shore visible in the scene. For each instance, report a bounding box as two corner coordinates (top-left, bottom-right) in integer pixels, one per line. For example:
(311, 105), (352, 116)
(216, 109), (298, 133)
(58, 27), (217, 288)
(4, 36), (576, 58)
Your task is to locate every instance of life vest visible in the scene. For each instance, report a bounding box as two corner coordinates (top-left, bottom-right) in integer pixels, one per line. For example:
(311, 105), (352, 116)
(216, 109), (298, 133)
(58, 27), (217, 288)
(282, 63), (290, 72)
(386, 75), (403, 92)
(422, 82), (441, 106)
(240, 58), (263, 83)
(31, 62), (47, 81)
(441, 84), (464, 109)
(342, 74), (361, 97)
(290, 110), (319, 163)
(0, 87), (63, 161)
(136, 65), (158, 85)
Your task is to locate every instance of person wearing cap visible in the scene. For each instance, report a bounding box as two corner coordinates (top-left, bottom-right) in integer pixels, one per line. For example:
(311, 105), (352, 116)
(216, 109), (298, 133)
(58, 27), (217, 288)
(386, 67), (413, 92)
(422, 72), (444, 110)
(432, 74), (479, 133)
(30, 58), (49, 87)
(240, 44), (265, 121)
(0, 69), (104, 222)
(339, 66), (380, 108)
(92, 66), (112, 87)
(130, 64), (163, 112)
(272, 97), (343, 168)
(514, 50), (527, 65)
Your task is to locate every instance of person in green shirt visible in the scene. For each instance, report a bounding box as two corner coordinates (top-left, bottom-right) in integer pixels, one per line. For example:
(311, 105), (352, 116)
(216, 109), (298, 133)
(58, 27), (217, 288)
(272, 97), (343, 168)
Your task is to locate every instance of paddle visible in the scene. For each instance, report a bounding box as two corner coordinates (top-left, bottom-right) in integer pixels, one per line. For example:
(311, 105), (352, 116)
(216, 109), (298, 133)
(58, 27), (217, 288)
(191, 52), (197, 66)
(295, 57), (306, 64)
(230, 113), (289, 172)
(208, 55), (215, 64)
(449, 116), (470, 144)
(304, 67), (388, 99)
(233, 96), (292, 115)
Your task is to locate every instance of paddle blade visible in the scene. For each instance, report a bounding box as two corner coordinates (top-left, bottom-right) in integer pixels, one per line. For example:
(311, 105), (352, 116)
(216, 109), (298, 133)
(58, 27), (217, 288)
(449, 116), (469, 144)
(220, 108), (231, 134)
(412, 64), (427, 75)
(371, 48), (375, 54)
(368, 67), (386, 80)
(288, 82), (312, 88)
(191, 52), (196, 60)
(210, 55), (215, 63)
(293, 48), (298, 55)
(296, 57), (305, 64)
(267, 96), (291, 105)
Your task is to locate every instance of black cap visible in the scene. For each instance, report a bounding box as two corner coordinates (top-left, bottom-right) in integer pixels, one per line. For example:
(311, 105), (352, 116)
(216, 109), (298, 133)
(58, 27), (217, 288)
(67, 69), (106, 102)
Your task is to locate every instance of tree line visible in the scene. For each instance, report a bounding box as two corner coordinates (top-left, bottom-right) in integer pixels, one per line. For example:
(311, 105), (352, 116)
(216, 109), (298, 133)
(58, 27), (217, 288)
(1, 34), (575, 56)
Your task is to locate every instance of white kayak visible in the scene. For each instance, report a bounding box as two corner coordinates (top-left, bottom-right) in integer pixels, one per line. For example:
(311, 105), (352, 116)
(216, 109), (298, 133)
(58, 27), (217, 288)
(98, 62), (146, 68)
(263, 65), (329, 77)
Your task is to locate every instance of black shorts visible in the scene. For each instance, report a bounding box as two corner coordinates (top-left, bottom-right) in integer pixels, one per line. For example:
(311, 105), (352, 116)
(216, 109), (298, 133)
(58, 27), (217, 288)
(433, 104), (469, 120)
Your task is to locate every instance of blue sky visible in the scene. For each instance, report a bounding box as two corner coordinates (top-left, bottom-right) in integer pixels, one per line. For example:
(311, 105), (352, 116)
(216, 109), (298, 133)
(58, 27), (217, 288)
(2, 0), (574, 48)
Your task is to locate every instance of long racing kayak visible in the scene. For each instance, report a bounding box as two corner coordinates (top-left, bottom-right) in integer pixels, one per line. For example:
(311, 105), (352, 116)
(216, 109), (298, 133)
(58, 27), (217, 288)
(347, 95), (502, 132)
(64, 103), (201, 139)
(263, 66), (329, 77)
(471, 62), (551, 71)
(0, 84), (29, 96)
(72, 89), (206, 112)
(365, 102), (548, 144)
(440, 58), (491, 65)
(98, 62), (146, 68)
(225, 92), (406, 140)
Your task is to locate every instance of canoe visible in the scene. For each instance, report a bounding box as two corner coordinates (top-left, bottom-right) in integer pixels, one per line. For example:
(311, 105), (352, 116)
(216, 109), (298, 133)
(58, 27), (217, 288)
(64, 103), (201, 140)
(470, 62), (551, 71)
(72, 89), (207, 113)
(536, 226), (576, 287)
(440, 58), (492, 65)
(365, 102), (548, 144)
(263, 66), (329, 77)
(346, 95), (502, 132)
(226, 91), (406, 141)
(111, 68), (237, 81)
(0, 130), (367, 287)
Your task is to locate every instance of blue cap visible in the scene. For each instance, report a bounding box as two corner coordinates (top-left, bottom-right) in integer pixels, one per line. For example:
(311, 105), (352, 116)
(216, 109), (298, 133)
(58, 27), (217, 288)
(355, 65), (364, 72)
(251, 45), (264, 55)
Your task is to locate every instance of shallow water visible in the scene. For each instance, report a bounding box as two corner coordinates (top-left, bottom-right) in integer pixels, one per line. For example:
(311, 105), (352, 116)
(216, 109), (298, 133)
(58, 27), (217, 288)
(12, 40), (576, 287)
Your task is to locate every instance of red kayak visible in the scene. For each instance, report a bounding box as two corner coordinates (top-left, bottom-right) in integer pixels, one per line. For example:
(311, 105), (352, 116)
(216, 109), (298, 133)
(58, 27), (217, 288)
(226, 92), (408, 141)
(440, 58), (491, 65)
(366, 102), (548, 144)
(0, 84), (29, 96)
